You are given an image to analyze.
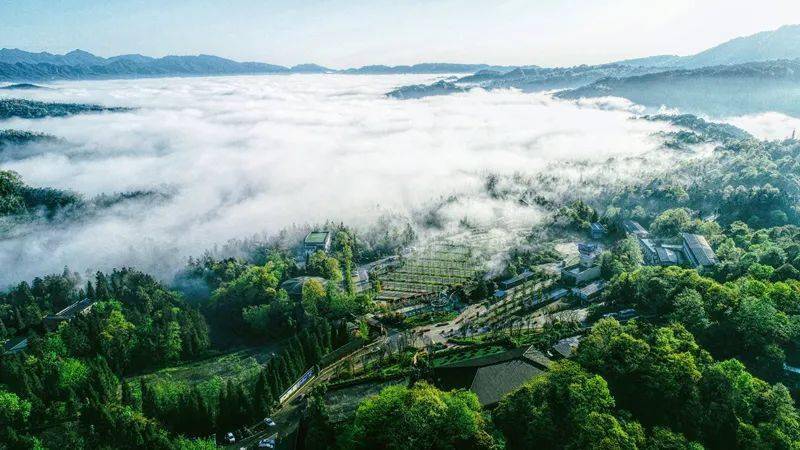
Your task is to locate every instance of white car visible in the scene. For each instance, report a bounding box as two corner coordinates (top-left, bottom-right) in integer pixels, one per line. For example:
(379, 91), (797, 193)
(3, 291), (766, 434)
(264, 417), (276, 427)
(224, 432), (235, 444)
(258, 438), (276, 448)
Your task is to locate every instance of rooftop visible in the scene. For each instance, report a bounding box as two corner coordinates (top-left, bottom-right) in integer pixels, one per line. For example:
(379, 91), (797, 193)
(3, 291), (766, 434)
(552, 335), (582, 358)
(470, 360), (544, 406)
(655, 246), (680, 265)
(3, 336), (28, 354)
(304, 231), (331, 245)
(280, 276), (326, 297)
(54, 298), (94, 319)
(590, 222), (606, 232)
(575, 280), (605, 297)
(622, 220), (649, 236)
(500, 270), (534, 287)
(682, 233), (718, 266)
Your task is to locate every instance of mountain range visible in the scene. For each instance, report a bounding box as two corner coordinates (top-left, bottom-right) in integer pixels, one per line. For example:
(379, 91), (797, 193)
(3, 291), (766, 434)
(0, 49), (517, 81)
(384, 24), (800, 117)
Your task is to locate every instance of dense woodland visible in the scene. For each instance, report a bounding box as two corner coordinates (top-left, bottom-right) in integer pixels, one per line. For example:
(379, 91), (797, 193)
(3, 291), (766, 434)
(2, 113), (800, 449)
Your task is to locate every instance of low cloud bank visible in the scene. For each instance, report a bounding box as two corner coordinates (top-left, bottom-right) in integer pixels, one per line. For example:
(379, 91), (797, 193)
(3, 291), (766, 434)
(726, 112), (800, 140)
(0, 75), (677, 286)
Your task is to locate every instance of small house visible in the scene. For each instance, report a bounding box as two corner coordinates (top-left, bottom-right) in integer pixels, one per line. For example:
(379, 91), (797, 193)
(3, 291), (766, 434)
(681, 233), (718, 268)
(499, 270), (535, 290)
(571, 280), (605, 302)
(43, 298), (95, 331)
(303, 231), (332, 256)
(590, 222), (607, 239)
(622, 220), (649, 237)
(3, 336), (28, 355)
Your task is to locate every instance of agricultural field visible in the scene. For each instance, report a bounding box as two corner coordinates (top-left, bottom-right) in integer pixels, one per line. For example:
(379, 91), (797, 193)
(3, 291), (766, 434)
(325, 379), (409, 423)
(375, 240), (478, 304)
(132, 344), (282, 385)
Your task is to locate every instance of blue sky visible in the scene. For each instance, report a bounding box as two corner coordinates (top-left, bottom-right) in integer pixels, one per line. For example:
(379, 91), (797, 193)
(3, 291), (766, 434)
(2, 0), (799, 67)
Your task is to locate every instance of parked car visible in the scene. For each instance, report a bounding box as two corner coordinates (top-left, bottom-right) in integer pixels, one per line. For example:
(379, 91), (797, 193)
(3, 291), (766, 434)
(224, 432), (236, 444)
(264, 417), (276, 427)
(258, 438), (276, 448)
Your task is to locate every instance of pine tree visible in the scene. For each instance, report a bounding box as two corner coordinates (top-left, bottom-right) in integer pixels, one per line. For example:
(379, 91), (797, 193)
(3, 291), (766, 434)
(344, 243), (355, 295)
(140, 379), (157, 419)
(86, 281), (95, 300)
(254, 370), (273, 417)
(121, 380), (136, 408)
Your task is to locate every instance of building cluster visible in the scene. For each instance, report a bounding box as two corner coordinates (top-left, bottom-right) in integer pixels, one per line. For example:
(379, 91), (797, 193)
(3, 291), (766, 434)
(622, 220), (718, 269)
(561, 243), (605, 302)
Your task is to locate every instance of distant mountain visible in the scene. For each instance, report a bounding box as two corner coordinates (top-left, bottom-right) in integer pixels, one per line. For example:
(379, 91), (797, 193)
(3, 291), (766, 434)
(679, 24), (800, 68)
(387, 80), (467, 99)
(290, 63), (333, 73)
(0, 49), (507, 81)
(0, 83), (46, 90)
(343, 63), (517, 74)
(0, 50), (293, 81)
(556, 59), (800, 117)
(0, 99), (130, 120)
(386, 63), (672, 99)
(612, 55), (682, 68)
(0, 129), (58, 149)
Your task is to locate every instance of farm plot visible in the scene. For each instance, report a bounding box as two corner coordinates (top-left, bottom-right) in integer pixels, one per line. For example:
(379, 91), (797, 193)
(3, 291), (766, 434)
(376, 241), (477, 304)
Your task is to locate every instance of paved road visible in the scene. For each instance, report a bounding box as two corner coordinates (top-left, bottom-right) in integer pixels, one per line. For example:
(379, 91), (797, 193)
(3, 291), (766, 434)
(225, 336), (390, 449)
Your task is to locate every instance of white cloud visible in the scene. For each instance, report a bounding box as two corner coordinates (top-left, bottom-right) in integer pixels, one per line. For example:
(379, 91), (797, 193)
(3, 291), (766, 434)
(726, 112), (800, 140)
(0, 75), (678, 286)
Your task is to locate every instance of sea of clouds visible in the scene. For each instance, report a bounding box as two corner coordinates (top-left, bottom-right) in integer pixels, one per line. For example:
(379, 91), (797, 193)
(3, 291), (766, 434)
(0, 74), (683, 286)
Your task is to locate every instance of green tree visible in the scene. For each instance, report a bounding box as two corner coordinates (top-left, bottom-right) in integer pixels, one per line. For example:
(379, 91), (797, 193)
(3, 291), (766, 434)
(347, 382), (495, 450)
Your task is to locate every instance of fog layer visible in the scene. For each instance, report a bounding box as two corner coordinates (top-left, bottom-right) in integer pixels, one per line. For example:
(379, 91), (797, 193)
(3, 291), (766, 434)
(0, 75), (675, 285)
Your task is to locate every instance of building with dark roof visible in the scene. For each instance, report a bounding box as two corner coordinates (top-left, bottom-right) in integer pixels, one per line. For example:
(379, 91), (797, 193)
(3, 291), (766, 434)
(572, 280), (605, 302)
(552, 335), (582, 359)
(590, 222), (607, 239)
(622, 220), (649, 237)
(3, 336), (28, 354)
(43, 298), (95, 331)
(470, 360), (545, 406)
(434, 345), (552, 407)
(280, 276), (327, 299)
(499, 270), (535, 290)
(682, 233), (718, 268)
(655, 246), (681, 266)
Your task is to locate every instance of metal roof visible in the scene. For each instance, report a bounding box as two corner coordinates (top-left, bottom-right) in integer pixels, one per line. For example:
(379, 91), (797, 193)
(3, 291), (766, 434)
(622, 220), (648, 235)
(470, 360), (544, 406)
(655, 246), (679, 265)
(304, 231), (330, 245)
(681, 233), (718, 267)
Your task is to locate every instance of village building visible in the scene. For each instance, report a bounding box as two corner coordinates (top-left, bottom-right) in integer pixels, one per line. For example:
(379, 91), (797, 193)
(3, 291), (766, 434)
(622, 220), (649, 237)
(552, 335), (582, 359)
(572, 280), (605, 302)
(302, 231), (332, 257)
(638, 232), (717, 269)
(561, 243), (602, 286)
(3, 336), (28, 354)
(43, 298), (96, 331)
(590, 222), (607, 239)
(682, 233), (719, 268)
(434, 345), (552, 407)
(499, 270), (535, 290)
(280, 276), (327, 299)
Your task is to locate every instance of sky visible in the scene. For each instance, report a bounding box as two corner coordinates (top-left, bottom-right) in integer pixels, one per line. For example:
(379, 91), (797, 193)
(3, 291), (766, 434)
(1, 0), (800, 68)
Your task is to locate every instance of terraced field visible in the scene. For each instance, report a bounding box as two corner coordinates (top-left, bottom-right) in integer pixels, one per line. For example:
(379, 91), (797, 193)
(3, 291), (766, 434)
(375, 241), (477, 305)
